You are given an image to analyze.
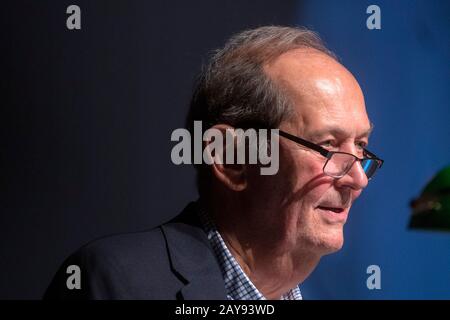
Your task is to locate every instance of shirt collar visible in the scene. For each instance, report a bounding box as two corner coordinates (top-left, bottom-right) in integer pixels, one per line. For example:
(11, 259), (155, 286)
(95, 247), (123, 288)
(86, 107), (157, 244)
(196, 203), (302, 300)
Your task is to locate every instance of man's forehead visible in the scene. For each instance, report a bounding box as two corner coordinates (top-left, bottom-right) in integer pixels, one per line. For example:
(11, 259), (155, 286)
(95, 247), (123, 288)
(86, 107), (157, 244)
(282, 92), (371, 138)
(265, 48), (347, 82)
(266, 48), (370, 141)
(288, 102), (372, 137)
(307, 122), (374, 139)
(266, 48), (364, 105)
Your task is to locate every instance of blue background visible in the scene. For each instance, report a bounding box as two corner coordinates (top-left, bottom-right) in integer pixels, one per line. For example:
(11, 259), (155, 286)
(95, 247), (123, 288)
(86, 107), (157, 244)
(297, 0), (450, 299)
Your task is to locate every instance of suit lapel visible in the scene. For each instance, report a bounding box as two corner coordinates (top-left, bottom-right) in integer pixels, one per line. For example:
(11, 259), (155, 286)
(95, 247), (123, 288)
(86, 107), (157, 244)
(161, 202), (227, 300)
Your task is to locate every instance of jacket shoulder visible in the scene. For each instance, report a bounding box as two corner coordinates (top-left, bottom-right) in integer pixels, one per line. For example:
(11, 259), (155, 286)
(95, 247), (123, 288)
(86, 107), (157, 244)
(44, 226), (185, 299)
(44, 202), (225, 300)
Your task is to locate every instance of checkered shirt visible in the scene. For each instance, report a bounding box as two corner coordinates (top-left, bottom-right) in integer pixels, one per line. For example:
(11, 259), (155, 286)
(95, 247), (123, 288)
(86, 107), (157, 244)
(197, 207), (302, 300)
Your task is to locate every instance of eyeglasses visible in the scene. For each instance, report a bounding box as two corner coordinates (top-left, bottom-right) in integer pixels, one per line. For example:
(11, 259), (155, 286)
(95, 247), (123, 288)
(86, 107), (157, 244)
(277, 130), (384, 180)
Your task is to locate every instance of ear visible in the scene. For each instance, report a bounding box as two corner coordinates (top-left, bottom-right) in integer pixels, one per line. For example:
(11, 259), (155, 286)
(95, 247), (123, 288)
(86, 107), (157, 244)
(203, 124), (247, 192)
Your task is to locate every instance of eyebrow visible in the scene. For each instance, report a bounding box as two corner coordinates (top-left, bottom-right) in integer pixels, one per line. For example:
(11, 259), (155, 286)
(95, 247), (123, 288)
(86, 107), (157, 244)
(309, 122), (374, 140)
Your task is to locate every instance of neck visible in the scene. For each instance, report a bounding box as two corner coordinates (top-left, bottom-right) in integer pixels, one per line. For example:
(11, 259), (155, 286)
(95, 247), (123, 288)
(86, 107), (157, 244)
(205, 194), (321, 300)
(221, 229), (320, 299)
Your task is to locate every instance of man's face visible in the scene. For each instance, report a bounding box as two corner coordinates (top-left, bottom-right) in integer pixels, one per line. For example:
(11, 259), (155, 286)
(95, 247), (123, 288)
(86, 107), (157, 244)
(245, 49), (371, 258)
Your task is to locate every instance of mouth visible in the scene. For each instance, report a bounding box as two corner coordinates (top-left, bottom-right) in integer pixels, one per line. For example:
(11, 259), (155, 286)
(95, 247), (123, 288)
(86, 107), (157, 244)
(316, 205), (348, 223)
(317, 206), (344, 213)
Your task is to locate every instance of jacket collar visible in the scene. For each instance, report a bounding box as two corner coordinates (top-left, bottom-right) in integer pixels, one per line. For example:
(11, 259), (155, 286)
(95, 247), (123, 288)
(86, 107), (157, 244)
(161, 201), (227, 300)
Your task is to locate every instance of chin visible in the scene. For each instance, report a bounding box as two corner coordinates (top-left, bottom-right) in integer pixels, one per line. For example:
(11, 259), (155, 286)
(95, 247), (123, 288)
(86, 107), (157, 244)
(323, 235), (344, 254)
(322, 239), (344, 255)
(312, 228), (345, 256)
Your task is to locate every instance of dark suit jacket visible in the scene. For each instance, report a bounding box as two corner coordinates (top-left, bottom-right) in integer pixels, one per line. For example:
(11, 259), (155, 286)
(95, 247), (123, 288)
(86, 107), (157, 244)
(44, 202), (227, 300)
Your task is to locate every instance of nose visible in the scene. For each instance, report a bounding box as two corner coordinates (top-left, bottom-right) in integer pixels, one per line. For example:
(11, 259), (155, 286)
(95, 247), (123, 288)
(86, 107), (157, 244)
(335, 159), (369, 191)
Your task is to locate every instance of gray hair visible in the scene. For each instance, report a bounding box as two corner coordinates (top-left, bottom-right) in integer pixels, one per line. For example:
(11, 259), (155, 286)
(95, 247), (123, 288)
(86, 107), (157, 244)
(186, 25), (337, 196)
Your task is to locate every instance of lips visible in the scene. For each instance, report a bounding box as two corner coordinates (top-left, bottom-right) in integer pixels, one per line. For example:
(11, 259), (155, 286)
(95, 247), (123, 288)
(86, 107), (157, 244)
(317, 206), (344, 213)
(316, 205), (349, 223)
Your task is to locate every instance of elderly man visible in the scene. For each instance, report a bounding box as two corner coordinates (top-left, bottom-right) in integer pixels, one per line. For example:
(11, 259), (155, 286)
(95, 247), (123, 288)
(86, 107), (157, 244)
(44, 26), (383, 300)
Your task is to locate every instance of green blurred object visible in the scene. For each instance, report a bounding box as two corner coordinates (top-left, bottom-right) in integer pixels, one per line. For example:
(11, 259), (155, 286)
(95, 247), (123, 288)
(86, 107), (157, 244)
(409, 165), (450, 231)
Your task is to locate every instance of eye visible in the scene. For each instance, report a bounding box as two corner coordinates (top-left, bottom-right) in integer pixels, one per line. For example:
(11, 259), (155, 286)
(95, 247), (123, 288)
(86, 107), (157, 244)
(320, 140), (336, 148)
(356, 141), (367, 150)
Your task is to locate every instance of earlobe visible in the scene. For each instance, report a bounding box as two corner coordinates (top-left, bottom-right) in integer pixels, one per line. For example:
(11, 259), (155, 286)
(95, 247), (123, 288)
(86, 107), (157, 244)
(211, 161), (247, 191)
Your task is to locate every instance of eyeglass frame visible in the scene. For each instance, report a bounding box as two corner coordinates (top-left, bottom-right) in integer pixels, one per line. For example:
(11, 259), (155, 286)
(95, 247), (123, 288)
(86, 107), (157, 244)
(277, 129), (384, 180)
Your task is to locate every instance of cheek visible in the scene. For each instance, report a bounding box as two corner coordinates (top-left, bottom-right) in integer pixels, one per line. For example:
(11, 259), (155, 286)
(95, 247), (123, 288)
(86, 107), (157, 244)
(288, 157), (335, 222)
(304, 184), (331, 207)
(247, 148), (331, 217)
(291, 152), (329, 199)
(284, 159), (333, 225)
(293, 184), (331, 230)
